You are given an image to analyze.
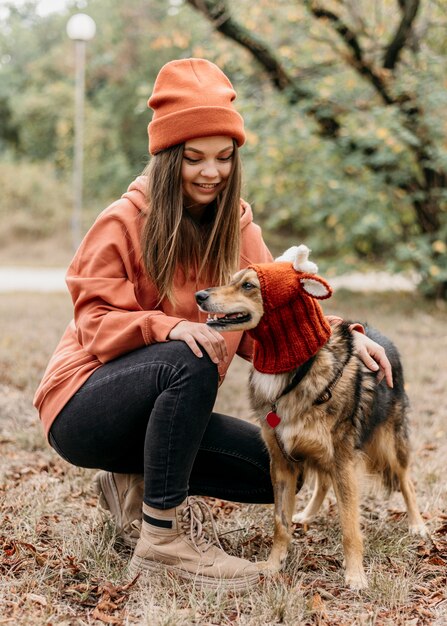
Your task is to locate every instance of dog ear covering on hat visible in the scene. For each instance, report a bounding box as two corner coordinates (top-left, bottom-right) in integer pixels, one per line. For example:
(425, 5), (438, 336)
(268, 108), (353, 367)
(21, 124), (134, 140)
(275, 244), (333, 300)
(300, 276), (332, 299)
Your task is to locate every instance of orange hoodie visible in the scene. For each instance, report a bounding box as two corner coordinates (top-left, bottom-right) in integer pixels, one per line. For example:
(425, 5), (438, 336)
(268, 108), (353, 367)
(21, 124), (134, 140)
(33, 177), (273, 436)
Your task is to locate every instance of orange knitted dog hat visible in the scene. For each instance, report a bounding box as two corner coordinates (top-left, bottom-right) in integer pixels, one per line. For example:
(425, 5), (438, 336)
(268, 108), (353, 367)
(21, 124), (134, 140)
(147, 58), (246, 155)
(247, 246), (333, 374)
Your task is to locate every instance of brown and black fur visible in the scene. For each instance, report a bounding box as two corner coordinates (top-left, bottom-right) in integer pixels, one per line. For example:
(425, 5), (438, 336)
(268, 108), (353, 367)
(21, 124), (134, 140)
(195, 267), (427, 590)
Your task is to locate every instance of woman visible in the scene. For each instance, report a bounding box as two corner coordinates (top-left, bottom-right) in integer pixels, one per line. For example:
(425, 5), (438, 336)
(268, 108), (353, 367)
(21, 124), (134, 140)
(34, 58), (391, 589)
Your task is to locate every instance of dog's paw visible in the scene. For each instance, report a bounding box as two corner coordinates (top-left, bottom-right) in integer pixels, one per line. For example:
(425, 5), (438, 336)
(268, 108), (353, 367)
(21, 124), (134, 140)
(254, 560), (268, 572)
(292, 511), (315, 525)
(255, 559), (281, 574)
(409, 522), (429, 538)
(345, 569), (368, 591)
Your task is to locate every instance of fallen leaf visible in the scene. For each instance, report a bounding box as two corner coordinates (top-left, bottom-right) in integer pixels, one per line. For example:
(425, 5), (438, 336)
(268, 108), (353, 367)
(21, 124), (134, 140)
(25, 593), (47, 607)
(427, 555), (446, 566)
(311, 592), (326, 614)
(91, 607), (123, 624)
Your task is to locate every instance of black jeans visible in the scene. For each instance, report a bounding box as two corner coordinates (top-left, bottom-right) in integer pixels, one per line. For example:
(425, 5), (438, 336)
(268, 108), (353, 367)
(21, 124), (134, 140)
(49, 341), (274, 509)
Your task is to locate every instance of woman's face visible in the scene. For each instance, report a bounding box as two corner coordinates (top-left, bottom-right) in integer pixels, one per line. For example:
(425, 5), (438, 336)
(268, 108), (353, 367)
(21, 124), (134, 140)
(181, 136), (234, 216)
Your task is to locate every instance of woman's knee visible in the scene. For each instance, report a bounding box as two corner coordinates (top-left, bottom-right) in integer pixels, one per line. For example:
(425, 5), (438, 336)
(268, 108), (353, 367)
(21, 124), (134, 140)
(151, 340), (219, 387)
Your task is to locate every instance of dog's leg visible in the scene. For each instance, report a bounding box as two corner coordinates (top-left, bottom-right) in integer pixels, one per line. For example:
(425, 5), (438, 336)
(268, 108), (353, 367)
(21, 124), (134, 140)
(258, 430), (299, 573)
(292, 470), (331, 525)
(396, 468), (428, 537)
(366, 425), (428, 537)
(390, 431), (427, 536)
(331, 462), (367, 590)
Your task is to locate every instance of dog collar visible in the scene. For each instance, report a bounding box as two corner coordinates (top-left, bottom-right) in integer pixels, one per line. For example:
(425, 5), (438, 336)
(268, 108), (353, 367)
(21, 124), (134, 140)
(265, 356), (316, 428)
(265, 354), (349, 430)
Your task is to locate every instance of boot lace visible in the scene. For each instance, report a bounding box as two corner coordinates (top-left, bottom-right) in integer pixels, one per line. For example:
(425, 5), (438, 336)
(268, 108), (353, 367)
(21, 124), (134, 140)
(181, 497), (223, 553)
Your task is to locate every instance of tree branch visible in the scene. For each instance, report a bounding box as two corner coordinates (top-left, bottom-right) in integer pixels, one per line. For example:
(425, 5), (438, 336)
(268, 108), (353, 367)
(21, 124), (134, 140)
(186, 0), (341, 135)
(186, 0), (311, 100)
(304, 0), (395, 105)
(383, 0), (420, 69)
(186, 0), (446, 235)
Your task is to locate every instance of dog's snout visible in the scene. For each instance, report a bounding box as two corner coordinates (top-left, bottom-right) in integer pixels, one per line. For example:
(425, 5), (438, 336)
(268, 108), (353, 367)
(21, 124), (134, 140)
(195, 290), (210, 305)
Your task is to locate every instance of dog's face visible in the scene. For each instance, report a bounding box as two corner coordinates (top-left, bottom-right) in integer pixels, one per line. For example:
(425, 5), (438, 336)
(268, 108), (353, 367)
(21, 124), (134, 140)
(195, 268), (264, 331)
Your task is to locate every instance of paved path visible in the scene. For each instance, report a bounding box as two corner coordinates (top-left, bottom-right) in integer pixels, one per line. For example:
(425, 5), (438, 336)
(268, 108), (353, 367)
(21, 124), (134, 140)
(0, 267), (419, 293)
(0, 267), (67, 293)
(330, 270), (418, 292)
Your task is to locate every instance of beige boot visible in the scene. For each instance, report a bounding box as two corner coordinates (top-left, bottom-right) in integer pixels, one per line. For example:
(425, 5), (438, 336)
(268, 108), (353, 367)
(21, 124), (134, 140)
(129, 497), (260, 590)
(94, 471), (143, 547)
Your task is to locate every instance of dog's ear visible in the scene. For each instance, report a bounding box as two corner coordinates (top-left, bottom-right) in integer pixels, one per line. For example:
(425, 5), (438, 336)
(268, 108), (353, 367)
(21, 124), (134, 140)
(276, 244), (318, 274)
(300, 276), (332, 300)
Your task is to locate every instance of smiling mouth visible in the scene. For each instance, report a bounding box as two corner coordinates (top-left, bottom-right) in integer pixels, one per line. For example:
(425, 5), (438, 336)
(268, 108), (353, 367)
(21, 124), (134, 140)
(206, 312), (252, 327)
(195, 183), (219, 189)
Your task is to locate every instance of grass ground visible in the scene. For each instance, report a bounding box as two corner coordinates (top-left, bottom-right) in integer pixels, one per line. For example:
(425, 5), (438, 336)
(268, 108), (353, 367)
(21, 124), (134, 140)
(0, 289), (446, 625)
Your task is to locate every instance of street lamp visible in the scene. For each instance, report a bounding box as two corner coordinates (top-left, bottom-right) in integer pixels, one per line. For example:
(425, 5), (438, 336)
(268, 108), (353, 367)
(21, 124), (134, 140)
(66, 13), (96, 250)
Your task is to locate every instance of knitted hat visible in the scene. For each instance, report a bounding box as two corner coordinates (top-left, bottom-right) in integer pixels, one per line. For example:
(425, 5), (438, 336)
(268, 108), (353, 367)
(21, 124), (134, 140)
(147, 58), (246, 155)
(247, 246), (333, 374)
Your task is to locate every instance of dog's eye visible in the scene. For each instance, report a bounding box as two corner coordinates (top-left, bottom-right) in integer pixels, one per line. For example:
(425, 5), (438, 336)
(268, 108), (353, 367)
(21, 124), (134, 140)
(241, 282), (255, 290)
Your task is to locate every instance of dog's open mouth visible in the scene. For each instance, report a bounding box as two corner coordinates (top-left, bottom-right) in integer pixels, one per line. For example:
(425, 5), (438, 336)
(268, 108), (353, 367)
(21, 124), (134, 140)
(206, 312), (252, 327)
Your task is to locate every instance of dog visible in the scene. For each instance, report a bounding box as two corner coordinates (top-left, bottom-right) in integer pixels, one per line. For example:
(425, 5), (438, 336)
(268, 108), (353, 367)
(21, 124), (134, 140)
(195, 245), (427, 590)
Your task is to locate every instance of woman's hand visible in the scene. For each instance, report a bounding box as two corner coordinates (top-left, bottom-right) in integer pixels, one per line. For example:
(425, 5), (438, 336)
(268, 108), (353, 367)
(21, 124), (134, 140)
(352, 331), (393, 388)
(168, 321), (228, 365)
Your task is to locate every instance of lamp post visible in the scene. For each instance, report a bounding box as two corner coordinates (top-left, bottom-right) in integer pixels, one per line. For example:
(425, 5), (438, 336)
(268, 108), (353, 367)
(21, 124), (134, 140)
(66, 13), (96, 250)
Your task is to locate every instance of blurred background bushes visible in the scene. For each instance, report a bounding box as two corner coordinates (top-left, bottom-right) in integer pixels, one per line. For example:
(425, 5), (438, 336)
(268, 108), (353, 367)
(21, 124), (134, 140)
(0, 0), (446, 297)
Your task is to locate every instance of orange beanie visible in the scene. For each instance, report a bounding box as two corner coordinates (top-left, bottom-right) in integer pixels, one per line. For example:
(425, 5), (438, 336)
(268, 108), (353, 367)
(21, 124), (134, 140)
(247, 261), (333, 374)
(147, 58), (246, 155)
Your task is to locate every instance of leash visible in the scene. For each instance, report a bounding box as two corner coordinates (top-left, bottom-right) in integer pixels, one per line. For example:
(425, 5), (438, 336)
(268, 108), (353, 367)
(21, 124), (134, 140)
(273, 429), (306, 465)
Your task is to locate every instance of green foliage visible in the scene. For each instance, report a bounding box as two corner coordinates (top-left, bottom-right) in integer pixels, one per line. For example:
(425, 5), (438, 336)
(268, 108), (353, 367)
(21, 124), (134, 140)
(240, 91), (408, 265)
(0, 159), (72, 241)
(0, 0), (446, 297)
(395, 233), (447, 298)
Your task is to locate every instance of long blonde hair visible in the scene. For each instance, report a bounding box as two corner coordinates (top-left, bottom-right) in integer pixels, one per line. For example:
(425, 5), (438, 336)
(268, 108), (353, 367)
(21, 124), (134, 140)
(141, 141), (242, 305)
